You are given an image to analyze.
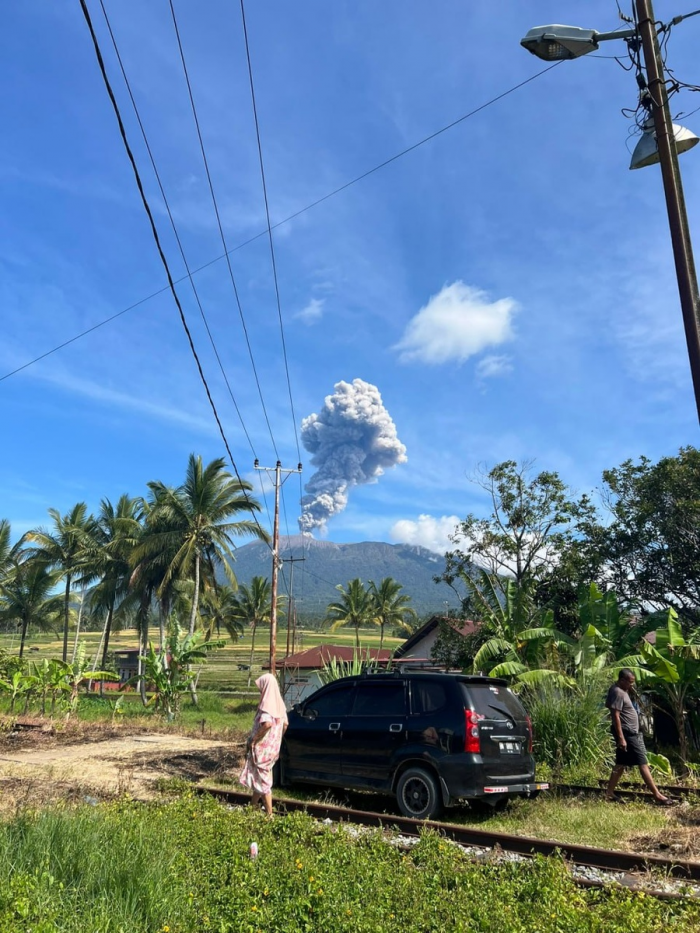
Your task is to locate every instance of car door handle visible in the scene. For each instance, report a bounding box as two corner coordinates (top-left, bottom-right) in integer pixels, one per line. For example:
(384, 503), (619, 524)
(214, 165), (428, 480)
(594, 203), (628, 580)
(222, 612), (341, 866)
(389, 723), (403, 733)
(329, 722), (341, 732)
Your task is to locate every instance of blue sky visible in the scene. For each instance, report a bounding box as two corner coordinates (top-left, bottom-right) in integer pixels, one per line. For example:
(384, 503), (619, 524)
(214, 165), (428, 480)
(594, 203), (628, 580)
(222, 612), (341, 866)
(1, 0), (699, 557)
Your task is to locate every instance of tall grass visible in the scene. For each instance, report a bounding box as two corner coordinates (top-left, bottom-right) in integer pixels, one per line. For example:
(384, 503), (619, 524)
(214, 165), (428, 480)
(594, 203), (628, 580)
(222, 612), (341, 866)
(0, 797), (697, 932)
(524, 677), (611, 776)
(0, 803), (190, 930)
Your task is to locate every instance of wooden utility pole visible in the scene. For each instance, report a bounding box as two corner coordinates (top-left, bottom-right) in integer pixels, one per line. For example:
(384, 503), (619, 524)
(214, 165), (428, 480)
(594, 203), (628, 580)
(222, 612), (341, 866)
(635, 0), (700, 424)
(254, 459), (302, 674)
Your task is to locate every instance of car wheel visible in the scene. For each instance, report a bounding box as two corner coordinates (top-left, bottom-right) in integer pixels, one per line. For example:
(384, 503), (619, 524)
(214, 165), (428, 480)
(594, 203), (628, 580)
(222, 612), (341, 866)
(396, 768), (442, 820)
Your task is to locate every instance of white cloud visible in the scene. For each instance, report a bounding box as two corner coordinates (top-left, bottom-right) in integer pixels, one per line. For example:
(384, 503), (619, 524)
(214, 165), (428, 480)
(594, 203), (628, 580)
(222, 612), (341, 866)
(394, 282), (516, 365)
(390, 513), (461, 554)
(475, 354), (513, 380)
(295, 297), (325, 325)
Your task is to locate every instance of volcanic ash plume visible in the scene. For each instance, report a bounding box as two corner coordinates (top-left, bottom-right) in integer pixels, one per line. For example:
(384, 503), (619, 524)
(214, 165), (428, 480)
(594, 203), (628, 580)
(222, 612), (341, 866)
(298, 378), (407, 535)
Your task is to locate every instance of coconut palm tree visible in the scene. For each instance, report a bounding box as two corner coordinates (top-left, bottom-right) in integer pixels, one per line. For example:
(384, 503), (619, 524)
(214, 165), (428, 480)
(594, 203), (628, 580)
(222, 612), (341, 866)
(199, 584), (243, 642)
(90, 495), (144, 670)
(223, 576), (274, 687)
(136, 455), (268, 637)
(0, 519), (22, 581)
(0, 562), (63, 657)
(132, 486), (183, 663)
(368, 578), (417, 652)
(24, 504), (97, 662)
(326, 579), (372, 649)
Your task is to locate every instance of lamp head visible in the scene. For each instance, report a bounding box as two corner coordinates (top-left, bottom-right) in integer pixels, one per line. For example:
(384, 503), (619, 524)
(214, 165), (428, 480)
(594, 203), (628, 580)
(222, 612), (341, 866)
(630, 117), (700, 169)
(520, 24), (600, 61)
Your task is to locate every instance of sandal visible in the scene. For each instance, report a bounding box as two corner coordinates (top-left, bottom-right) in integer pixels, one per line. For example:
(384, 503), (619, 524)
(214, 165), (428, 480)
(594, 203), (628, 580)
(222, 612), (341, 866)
(654, 797), (679, 807)
(605, 795), (628, 804)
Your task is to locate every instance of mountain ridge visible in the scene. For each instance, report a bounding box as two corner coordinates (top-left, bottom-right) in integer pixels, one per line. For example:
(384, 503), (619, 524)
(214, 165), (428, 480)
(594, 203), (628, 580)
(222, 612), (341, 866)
(229, 537), (459, 618)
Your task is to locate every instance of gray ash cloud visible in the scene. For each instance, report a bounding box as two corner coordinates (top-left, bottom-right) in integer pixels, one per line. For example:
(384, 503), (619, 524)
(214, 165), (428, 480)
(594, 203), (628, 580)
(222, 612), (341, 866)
(298, 378), (407, 535)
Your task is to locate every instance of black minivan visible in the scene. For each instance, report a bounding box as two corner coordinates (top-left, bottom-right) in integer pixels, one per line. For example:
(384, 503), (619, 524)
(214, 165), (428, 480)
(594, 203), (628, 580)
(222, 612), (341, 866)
(280, 671), (547, 819)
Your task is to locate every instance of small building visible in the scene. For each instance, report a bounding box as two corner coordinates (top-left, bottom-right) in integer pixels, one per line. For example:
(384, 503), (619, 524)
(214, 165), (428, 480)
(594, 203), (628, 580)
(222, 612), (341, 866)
(277, 645), (393, 708)
(113, 648), (141, 684)
(393, 616), (479, 669)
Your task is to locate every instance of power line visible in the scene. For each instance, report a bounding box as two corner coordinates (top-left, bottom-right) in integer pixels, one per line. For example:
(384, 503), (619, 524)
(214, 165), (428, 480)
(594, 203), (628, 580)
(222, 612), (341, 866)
(97, 0), (274, 535)
(0, 61), (561, 383)
(238, 0), (304, 555)
(239, 0), (302, 466)
(97, 0), (258, 459)
(167, 0), (281, 459)
(77, 0), (270, 545)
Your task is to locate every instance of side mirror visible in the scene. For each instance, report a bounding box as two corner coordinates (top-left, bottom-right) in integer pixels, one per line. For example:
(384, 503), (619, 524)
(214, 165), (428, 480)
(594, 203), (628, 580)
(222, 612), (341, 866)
(303, 707), (318, 721)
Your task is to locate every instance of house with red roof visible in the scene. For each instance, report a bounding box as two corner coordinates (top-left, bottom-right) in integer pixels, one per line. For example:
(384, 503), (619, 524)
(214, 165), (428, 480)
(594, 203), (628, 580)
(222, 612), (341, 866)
(392, 616), (479, 668)
(276, 644), (392, 707)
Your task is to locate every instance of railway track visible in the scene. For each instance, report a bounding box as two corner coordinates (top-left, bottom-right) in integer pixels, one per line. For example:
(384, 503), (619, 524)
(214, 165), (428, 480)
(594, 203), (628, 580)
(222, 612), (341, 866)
(198, 785), (700, 898)
(554, 782), (700, 802)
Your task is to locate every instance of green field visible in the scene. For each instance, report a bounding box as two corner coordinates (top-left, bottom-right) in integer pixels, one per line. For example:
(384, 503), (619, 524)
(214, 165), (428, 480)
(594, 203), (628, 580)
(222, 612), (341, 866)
(0, 627), (403, 690)
(0, 627), (405, 732)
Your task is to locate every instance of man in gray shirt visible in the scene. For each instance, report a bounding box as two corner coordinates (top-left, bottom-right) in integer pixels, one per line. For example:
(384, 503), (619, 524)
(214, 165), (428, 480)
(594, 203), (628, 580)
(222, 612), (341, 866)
(605, 668), (674, 805)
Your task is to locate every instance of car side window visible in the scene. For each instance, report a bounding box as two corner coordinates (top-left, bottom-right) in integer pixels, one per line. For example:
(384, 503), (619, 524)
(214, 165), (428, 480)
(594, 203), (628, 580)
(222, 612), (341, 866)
(352, 682), (407, 717)
(306, 685), (354, 717)
(411, 681), (447, 715)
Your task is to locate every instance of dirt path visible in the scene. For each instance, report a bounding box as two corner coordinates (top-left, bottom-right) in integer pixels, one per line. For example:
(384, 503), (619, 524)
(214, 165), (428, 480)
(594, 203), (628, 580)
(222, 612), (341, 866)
(0, 733), (243, 809)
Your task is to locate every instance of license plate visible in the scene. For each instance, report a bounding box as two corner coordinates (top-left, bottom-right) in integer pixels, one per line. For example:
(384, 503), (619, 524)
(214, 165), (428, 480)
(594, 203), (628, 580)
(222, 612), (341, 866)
(498, 742), (520, 754)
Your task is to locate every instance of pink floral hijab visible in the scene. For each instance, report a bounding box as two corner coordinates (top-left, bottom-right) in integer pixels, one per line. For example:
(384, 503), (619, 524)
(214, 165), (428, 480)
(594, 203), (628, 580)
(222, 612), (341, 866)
(256, 673), (288, 724)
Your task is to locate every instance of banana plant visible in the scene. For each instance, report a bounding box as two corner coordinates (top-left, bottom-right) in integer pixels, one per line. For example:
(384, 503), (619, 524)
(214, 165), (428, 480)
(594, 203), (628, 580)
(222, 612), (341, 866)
(0, 671), (32, 713)
(618, 607), (700, 767)
(468, 569), (573, 685)
(571, 584), (657, 680)
(56, 645), (114, 716)
(31, 658), (55, 715)
(123, 622), (223, 720)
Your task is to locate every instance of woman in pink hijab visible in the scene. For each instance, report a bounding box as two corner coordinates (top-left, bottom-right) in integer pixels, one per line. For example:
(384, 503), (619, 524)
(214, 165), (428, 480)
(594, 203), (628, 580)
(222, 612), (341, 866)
(240, 673), (288, 815)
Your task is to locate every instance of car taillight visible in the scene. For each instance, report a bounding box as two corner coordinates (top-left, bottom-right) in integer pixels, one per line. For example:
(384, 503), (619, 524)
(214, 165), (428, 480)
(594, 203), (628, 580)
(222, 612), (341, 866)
(525, 715), (533, 753)
(464, 709), (481, 754)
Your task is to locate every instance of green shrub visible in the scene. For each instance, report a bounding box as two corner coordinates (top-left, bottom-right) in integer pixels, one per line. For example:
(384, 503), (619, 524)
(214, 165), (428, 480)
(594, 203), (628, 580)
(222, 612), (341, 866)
(524, 677), (611, 775)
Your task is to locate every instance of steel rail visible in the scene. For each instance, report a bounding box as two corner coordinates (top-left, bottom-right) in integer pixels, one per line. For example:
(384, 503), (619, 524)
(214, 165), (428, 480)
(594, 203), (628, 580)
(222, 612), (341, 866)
(554, 782), (699, 801)
(197, 786), (700, 881)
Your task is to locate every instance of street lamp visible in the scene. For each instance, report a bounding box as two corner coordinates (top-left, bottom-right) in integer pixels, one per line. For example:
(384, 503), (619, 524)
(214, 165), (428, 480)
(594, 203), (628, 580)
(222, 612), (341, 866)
(522, 2), (700, 424)
(630, 117), (699, 170)
(520, 24), (636, 60)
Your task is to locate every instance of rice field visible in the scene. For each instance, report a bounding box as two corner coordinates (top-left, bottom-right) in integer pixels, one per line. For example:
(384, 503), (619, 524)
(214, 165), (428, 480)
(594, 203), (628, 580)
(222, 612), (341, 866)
(0, 626), (405, 694)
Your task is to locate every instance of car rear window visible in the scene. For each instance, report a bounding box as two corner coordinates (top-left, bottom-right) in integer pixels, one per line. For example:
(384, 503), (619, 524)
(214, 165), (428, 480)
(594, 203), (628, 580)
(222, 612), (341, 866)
(352, 682), (407, 717)
(463, 683), (526, 721)
(411, 680), (448, 714)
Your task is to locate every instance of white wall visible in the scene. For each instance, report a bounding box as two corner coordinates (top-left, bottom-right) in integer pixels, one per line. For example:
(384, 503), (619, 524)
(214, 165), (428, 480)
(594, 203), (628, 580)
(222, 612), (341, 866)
(281, 670), (324, 708)
(399, 627), (438, 660)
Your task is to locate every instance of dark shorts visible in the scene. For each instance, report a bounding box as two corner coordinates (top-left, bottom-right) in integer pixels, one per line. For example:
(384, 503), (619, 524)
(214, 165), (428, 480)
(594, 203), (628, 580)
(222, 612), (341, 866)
(615, 731), (648, 767)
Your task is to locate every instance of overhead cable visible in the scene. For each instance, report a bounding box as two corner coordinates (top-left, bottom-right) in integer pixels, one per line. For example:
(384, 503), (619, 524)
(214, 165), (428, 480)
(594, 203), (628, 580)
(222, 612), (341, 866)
(97, 0), (259, 462)
(1, 61), (562, 383)
(238, 0), (304, 556)
(239, 0), (302, 466)
(77, 0), (270, 545)
(167, 0), (281, 459)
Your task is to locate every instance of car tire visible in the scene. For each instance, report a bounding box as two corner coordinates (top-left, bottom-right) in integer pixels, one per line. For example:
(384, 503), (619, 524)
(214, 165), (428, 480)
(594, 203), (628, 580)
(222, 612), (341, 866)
(396, 767), (442, 820)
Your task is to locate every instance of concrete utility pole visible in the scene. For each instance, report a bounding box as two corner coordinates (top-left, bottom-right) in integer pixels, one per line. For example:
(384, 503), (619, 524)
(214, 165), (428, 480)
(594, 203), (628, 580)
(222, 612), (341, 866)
(254, 459), (302, 674)
(635, 0), (700, 423)
(283, 556), (305, 657)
